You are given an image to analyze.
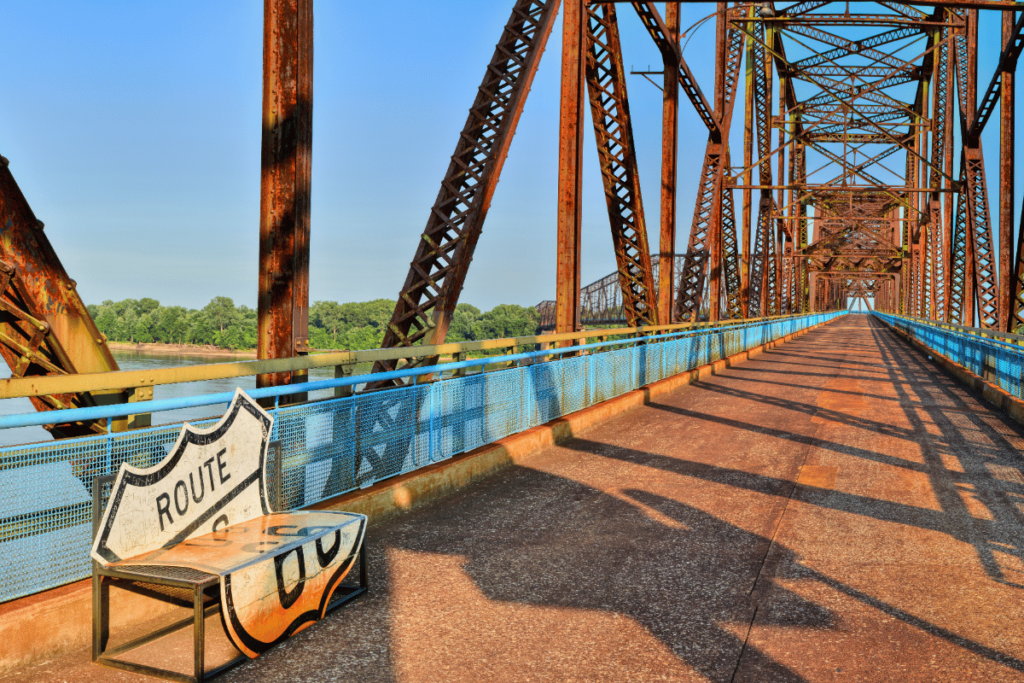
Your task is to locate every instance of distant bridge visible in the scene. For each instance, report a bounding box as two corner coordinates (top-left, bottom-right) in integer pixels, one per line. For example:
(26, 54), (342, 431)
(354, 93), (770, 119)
(536, 254), (686, 331)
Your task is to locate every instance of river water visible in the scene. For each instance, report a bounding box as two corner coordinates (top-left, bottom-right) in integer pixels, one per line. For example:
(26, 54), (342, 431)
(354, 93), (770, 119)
(0, 350), (343, 449)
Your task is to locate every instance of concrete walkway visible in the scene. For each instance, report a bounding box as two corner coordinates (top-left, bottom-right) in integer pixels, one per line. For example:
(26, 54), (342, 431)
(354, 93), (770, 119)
(9, 314), (1024, 682)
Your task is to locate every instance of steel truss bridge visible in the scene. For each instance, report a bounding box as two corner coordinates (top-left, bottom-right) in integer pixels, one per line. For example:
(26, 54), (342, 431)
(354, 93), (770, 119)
(8, 4), (1024, 678)
(0, 0), (1022, 442)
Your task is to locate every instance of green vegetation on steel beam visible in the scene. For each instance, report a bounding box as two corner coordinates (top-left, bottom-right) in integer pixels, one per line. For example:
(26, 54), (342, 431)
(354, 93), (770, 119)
(1, 312), (820, 400)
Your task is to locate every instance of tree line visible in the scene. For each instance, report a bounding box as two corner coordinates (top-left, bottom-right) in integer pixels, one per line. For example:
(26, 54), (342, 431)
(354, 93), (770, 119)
(88, 298), (540, 351)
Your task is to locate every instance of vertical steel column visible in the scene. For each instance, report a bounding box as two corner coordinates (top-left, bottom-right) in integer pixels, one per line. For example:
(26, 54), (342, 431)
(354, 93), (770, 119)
(748, 9), (773, 319)
(707, 3), (728, 323)
(675, 3), (742, 323)
(740, 4), (755, 318)
(943, 14), (956, 322)
(257, 0), (313, 392)
(557, 0), (586, 335)
(585, 4), (659, 326)
(658, 3), (679, 324)
(1001, 5), (1016, 331)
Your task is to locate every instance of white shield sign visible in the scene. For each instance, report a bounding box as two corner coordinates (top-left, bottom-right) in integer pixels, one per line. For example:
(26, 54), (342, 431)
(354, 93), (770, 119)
(91, 389), (274, 565)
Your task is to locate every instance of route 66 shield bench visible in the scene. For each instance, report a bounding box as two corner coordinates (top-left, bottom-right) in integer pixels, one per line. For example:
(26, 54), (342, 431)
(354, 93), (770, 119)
(90, 389), (367, 682)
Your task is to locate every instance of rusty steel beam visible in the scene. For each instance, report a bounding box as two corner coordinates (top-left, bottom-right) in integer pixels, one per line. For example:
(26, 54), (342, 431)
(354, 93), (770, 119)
(966, 10), (1024, 142)
(658, 2), (679, 324)
(675, 3), (744, 322)
(594, 0), (1024, 11)
(741, 3), (755, 318)
(631, 2), (722, 140)
(1000, 6), (1017, 331)
(0, 157), (130, 437)
(707, 3), (728, 323)
(257, 0), (313, 393)
(949, 163), (970, 325)
(558, 0), (586, 335)
(949, 19), (1001, 330)
(584, 3), (658, 326)
(748, 6), (774, 319)
(374, 0), (558, 370)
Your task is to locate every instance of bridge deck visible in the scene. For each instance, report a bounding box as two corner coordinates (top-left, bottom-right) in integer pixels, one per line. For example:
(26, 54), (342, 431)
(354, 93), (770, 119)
(9, 314), (1024, 682)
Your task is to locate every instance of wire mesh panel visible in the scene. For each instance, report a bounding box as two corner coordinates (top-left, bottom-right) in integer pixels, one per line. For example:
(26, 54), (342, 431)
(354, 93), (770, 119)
(350, 384), (431, 491)
(642, 342), (664, 386)
(271, 396), (359, 509)
(0, 311), (842, 603)
(592, 347), (635, 404)
(876, 312), (1024, 402)
(0, 417), (216, 603)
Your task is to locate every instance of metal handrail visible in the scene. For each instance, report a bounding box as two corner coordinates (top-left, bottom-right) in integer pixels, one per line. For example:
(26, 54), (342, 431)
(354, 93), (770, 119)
(0, 314), (833, 431)
(874, 312), (1024, 348)
(0, 312), (814, 401)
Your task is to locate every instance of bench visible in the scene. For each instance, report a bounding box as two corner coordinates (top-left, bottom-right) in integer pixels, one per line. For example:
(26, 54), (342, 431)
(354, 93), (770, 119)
(90, 389), (367, 682)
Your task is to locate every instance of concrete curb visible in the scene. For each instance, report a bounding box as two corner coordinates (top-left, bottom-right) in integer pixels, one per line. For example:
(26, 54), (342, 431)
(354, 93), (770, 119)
(0, 318), (834, 675)
(884, 322), (1024, 429)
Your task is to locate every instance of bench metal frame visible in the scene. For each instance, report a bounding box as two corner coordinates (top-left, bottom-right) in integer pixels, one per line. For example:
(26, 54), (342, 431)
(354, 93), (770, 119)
(90, 442), (368, 682)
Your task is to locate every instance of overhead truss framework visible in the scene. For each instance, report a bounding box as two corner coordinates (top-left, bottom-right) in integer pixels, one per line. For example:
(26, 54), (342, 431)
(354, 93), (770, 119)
(6, 0), (1024, 433)
(373, 0), (1024, 376)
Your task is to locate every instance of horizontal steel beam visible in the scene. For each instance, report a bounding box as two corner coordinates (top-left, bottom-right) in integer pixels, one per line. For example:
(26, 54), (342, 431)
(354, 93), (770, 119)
(593, 0), (1024, 9)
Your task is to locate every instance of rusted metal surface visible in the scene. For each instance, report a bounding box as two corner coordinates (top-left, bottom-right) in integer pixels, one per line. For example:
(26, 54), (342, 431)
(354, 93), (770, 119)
(9, 0), (1024, 447)
(584, 3), (658, 327)
(557, 0), (586, 336)
(1001, 6), (1019, 331)
(257, 0), (313, 392)
(657, 3), (679, 324)
(358, 0), (1024, 361)
(0, 157), (125, 438)
(374, 0), (558, 367)
(675, 4), (744, 323)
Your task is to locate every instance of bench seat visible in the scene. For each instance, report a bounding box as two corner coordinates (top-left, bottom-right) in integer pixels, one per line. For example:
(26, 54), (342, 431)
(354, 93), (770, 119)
(91, 390), (368, 682)
(109, 510), (365, 660)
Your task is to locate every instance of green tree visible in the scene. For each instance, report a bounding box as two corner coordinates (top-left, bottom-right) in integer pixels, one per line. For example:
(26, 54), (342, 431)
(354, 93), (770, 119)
(135, 312), (156, 343)
(110, 298), (138, 318)
(121, 307), (139, 343)
(311, 301), (345, 345)
(471, 304), (539, 340)
(137, 297), (160, 316)
(93, 304), (118, 341)
(343, 326), (382, 351)
(155, 306), (190, 344)
(203, 297), (238, 334)
(187, 309), (216, 345)
(447, 303), (481, 342)
(309, 327), (334, 350)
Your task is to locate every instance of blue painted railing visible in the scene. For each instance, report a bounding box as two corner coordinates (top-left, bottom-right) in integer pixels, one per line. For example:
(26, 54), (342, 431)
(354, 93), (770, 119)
(0, 310), (844, 602)
(874, 312), (1024, 400)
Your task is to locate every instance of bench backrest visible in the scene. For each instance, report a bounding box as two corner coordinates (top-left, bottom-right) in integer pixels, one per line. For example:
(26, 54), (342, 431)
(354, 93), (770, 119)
(91, 389), (275, 565)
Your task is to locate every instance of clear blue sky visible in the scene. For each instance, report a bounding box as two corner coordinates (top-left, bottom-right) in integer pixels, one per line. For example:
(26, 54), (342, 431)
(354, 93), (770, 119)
(0, 2), (1015, 312)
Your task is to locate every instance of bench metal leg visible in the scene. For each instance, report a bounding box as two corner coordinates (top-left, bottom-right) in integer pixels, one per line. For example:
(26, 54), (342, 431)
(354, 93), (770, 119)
(91, 571), (109, 661)
(194, 586), (205, 682)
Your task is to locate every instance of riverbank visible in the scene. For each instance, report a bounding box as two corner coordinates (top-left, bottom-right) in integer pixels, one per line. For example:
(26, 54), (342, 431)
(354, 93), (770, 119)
(107, 342), (256, 359)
